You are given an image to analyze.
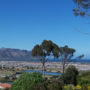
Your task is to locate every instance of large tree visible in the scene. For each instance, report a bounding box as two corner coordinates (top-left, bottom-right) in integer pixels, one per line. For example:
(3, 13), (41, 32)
(73, 0), (90, 16)
(32, 40), (77, 75)
(53, 45), (76, 74)
(32, 40), (57, 76)
(60, 46), (76, 74)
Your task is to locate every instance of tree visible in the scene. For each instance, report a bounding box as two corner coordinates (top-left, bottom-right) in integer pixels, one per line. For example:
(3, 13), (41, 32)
(32, 44), (46, 76)
(32, 41), (76, 75)
(53, 45), (76, 74)
(62, 65), (79, 86)
(76, 54), (84, 59)
(32, 40), (57, 76)
(10, 72), (44, 90)
(60, 46), (76, 74)
(73, 0), (90, 16)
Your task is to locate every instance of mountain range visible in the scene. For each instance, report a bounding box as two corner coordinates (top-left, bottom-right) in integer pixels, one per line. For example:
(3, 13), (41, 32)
(0, 48), (34, 61)
(0, 48), (89, 62)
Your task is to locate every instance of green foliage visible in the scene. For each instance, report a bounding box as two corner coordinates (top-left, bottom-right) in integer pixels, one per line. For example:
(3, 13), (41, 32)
(32, 40), (75, 60)
(52, 44), (60, 58)
(59, 46), (76, 73)
(32, 45), (45, 57)
(32, 40), (76, 75)
(48, 80), (64, 90)
(32, 40), (59, 57)
(62, 65), (78, 86)
(60, 45), (75, 55)
(53, 45), (75, 59)
(32, 82), (47, 90)
(41, 40), (55, 56)
(73, 0), (90, 16)
(10, 72), (44, 90)
(64, 85), (74, 90)
(32, 40), (60, 76)
(77, 71), (90, 86)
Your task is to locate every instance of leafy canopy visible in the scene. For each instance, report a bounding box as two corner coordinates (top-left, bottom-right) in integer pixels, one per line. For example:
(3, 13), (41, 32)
(53, 45), (75, 60)
(32, 40), (59, 58)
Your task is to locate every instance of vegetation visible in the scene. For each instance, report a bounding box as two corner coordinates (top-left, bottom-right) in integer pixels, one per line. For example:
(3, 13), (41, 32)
(10, 72), (64, 90)
(32, 40), (59, 76)
(2, 40), (86, 90)
(8, 41), (90, 90)
(62, 70), (90, 90)
(32, 82), (47, 90)
(73, 0), (90, 16)
(10, 72), (44, 90)
(48, 80), (64, 90)
(58, 46), (75, 73)
(77, 71), (90, 86)
(63, 71), (90, 90)
(32, 40), (76, 74)
(10, 67), (90, 90)
(61, 65), (79, 86)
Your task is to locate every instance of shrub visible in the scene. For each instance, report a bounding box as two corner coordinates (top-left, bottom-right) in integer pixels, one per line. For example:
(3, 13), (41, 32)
(74, 85), (82, 90)
(5, 88), (10, 90)
(62, 65), (78, 86)
(10, 72), (44, 90)
(64, 85), (73, 90)
(48, 80), (64, 90)
(32, 83), (47, 90)
(77, 71), (90, 86)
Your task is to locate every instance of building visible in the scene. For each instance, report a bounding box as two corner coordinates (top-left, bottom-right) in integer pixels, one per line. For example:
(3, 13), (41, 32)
(0, 83), (11, 90)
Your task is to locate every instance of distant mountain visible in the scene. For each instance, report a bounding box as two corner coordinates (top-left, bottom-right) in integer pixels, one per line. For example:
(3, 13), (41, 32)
(0, 48), (89, 62)
(0, 48), (34, 61)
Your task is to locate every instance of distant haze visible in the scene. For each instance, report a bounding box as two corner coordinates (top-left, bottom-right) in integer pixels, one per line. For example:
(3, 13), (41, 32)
(0, 48), (89, 61)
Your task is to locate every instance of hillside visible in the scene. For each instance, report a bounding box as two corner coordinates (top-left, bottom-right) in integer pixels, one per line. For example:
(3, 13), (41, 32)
(0, 48), (33, 61)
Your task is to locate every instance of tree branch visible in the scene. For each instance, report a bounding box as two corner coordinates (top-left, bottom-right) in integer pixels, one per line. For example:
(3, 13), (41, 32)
(73, 28), (90, 36)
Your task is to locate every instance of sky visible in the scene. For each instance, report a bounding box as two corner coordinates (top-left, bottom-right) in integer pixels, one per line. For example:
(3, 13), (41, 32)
(0, 0), (90, 58)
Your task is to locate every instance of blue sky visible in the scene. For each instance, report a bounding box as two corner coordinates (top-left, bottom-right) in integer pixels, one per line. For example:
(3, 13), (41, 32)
(0, 0), (90, 58)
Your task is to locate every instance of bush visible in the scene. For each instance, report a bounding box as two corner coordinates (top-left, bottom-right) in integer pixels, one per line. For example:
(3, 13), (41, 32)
(77, 71), (90, 88)
(62, 65), (78, 86)
(5, 88), (10, 90)
(10, 72), (44, 90)
(48, 80), (64, 90)
(32, 83), (47, 90)
(64, 85), (73, 90)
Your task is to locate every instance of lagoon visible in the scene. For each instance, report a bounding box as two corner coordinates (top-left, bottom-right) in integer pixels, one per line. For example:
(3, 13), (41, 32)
(25, 70), (62, 76)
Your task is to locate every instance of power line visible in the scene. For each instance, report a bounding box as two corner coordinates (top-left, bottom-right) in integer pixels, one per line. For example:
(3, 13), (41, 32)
(73, 28), (90, 36)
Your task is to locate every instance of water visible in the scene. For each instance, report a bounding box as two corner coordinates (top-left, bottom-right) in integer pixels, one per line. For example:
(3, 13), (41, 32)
(25, 70), (62, 76)
(5, 71), (61, 85)
(7, 82), (13, 85)
(48, 59), (90, 63)
(27, 59), (90, 63)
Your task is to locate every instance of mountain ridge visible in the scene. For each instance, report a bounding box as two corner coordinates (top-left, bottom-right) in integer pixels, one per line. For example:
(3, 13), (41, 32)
(0, 48), (33, 61)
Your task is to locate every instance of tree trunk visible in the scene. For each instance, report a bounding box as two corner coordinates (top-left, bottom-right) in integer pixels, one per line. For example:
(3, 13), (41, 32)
(62, 63), (65, 74)
(42, 65), (45, 77)
(62, 60), (65, 74)
(42, 58), (45, 77)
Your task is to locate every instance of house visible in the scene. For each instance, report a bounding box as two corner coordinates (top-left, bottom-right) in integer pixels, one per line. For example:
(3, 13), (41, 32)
(0, 83), (11, 90)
